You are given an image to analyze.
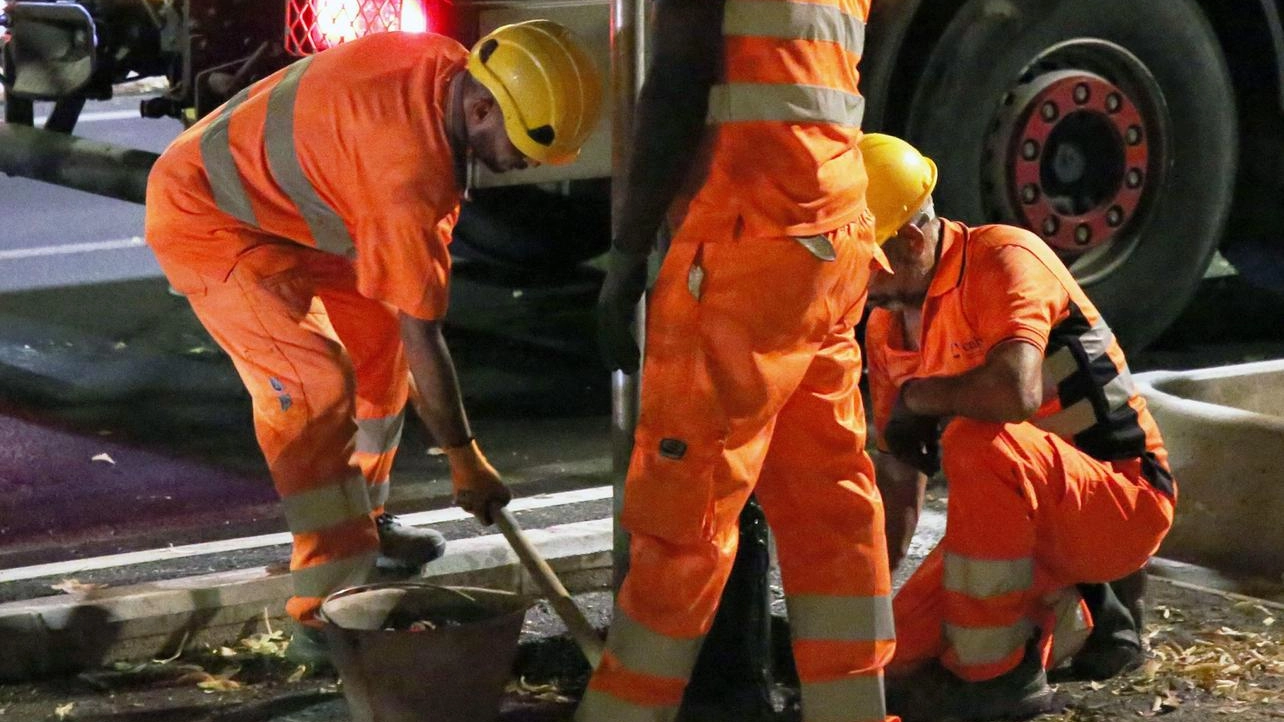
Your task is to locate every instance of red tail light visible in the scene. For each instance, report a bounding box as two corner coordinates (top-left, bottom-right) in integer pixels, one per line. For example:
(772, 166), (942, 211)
(285, 0), (437, 56)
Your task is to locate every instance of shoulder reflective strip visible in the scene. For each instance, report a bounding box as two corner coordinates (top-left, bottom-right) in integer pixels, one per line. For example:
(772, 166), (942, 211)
(943, 553), (1034, 599)
(945, 618), (1035, 666)
(199, 89), (258, 225)
(707, 83), (865, 126)
(575, 689), (678, 722)
(798, 674), (887, 722)
(355, 412), (406, 455)
(785, 593), (894, 641)
(1033, 396), (1097, 437)
(280, 471), (372, 534)
(291, 550), (378, 598)
(724, 0), (865, 57)
(1043, 346), (1079, 386)
(264, 57), (356, 257)
(603, 604), (704, 680)
(369, 479), (390, 509)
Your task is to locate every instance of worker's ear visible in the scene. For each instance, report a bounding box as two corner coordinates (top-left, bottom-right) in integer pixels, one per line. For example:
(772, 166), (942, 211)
(467, 92), (499, 127)
(898, 221), (929, 258)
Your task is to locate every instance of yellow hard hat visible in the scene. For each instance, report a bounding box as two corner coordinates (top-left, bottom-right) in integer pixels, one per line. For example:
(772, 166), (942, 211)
(467, 20), (603, 166)
(860, 133), (939, 244)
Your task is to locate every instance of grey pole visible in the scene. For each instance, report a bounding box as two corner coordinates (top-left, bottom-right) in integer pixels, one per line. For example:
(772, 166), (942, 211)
(609, 0), (644, 592)
(0, 123), (156, 205)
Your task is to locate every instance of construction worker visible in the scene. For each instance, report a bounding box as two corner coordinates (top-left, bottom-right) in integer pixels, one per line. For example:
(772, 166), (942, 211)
(144, 22), (602, 663)
(588, 0), (897, 719)
(860, 134), (1177, 722)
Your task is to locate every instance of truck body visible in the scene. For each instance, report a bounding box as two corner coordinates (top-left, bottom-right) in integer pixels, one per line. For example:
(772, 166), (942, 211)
(2, 0), (1283, 348)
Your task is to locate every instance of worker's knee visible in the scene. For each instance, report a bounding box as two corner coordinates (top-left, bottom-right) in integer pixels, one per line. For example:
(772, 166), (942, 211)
(940, 418), (1010, 473)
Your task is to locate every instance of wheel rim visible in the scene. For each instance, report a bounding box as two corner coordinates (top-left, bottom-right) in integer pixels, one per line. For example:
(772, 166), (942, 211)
(984, 40), (1169, 284)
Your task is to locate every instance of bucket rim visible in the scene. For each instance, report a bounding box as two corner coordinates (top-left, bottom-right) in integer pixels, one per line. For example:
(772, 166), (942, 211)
(316, 582), (533, 628)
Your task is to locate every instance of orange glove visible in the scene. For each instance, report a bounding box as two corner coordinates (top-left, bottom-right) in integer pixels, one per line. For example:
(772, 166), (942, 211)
(444, 439), (512, 525)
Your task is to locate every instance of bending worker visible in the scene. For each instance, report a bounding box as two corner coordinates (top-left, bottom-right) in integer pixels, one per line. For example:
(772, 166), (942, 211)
(588, 0), (897, 719)
(860, 134), (1176, 722)
(144, 22), (601, 662)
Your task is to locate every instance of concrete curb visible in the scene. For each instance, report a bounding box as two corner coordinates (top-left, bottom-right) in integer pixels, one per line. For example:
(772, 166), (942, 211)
(0, 518), (613, 681)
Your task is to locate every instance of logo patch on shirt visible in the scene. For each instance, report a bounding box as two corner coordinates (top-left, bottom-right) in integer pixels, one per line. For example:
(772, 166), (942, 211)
(951, 337), (984, 359)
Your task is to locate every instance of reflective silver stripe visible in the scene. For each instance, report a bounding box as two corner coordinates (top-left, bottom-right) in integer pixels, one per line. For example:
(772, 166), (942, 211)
(1043, 346), (1079, 386)
(264, 57), (356, 257)
(1047, 587), (1092, 668)
(1079, 319), (1115, 361)
(281, 472), (371, 534)
(369, 479), (390, 509)
(355, 413), (405, 455)
(1033, 397), (1097, 437)
(200, 88), (258, 225)
(603, 604), (704, 680)
(786, 593), (894, 642)
(943, 553), (1034, 599)
(575, 689), (678, 722)
(724, 0), (865, 57)
(945, 618), (1035, 666)
(291, 550), (377, 598)
(1104, 371), (1137, 410)
(798, 674), (887, 722)
(707, 83), (865, 126)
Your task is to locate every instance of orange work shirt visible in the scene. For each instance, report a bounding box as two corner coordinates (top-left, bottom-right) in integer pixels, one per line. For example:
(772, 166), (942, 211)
(867, 220), (1174, 495)
(146, 32), (465, 320)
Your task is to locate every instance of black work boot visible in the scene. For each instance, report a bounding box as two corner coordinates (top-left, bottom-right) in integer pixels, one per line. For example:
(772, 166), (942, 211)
(285, 621), (332, 669)
(1069, 571), (1147, 680)
(886, 638), (1055, 722)
(374, 512), (447, 571)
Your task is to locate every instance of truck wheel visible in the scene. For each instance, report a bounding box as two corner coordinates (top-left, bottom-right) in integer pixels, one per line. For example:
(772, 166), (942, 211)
(452, 181), (611, 274)
(903, 0), (1236, 350)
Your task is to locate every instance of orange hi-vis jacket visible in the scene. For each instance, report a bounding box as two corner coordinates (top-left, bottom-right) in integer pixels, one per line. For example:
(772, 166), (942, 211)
(869, 219), (1174, 497)
(146, 32), (465, 320)
(684, 0), (872, 237)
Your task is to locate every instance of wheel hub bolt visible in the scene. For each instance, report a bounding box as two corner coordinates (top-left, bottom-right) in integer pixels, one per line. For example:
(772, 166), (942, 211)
(1106, 206), (1125, 227)
(1041, 102), (1059, 122)
(1125, 125), (1143, 145)
(1075, 224), (1092, 245)
(1042, 216), (1060, 236)
(1126, 168), (1144, 188)
(1021, 184), (1040, 204)
(1105, 93), (1122, 113)
(1022, 139), (1040, 160)
(1073, 83), (1091, 104)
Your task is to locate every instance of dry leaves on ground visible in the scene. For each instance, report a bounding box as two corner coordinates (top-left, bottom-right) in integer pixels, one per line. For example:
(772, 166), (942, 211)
(506, 676), (574, 704)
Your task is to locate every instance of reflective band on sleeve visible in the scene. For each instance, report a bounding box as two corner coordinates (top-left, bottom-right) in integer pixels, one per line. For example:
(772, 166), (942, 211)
(264, 57), (357, 257)
(368, 479), (390, 510)
(1104, 370), (1137, 410)
(575, 689), (678, 722)
(707, 83), (865, 126)
(1033, 397), (1098, 437)
(943, 553), (1034, 599)
(603, 604), (704, 680)
(1079, 320), (1115, 361)
(798, 674), (887, 722)
(291, 550), (377, 598)
(1043, 346), (1079, 386)
(200, 89), (258, 225)
(786, 593), (894, 642)
(280, 472), (372, 534)
(355, 413), (405, 455)
(724, 0), (865, 57)
(945, 618), (1035, 666)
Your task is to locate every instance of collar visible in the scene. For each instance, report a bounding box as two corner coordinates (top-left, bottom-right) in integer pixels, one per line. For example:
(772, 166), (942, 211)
(445, 69), (472, 200)
(926, 217), (967, 299)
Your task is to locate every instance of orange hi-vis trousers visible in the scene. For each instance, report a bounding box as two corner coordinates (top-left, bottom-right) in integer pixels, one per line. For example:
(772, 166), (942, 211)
(891, 418), (1175, 682)
(156, 239), (410, 622)
(578, 213), (898, 722)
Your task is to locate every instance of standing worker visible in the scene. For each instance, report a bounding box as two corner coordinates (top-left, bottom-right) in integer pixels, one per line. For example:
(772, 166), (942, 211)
(860, 134), (1176, 721)
(144, 22), (602, 663)
(588, 0), (897, 719)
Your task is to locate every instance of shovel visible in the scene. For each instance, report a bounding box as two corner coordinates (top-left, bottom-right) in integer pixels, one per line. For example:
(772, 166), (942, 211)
(491, 502), (605, 668)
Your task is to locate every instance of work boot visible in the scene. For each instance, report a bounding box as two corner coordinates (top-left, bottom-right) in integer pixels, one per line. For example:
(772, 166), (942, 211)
(1069, 572), (1147, 680)
(285, 621), (332, 670)
(374, 512), (447, 571)
(886, 638), (1055, 722)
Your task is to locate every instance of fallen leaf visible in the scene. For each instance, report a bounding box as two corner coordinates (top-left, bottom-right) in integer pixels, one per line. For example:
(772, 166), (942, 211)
(54, 702), (75, 719)
(91, 453), (115, 465)
(50, 579), (105, 594)
(286, 665), (308, 683)
(198, 675), (241, 692)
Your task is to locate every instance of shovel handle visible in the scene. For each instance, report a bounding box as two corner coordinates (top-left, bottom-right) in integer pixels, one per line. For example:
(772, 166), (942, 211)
(492, 504), (605, 668)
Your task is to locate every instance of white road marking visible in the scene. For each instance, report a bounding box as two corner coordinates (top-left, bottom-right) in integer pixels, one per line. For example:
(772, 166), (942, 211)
(32, 109), (142, 125)
(0, 237), (146, 261)
(0, 485), (614, 584)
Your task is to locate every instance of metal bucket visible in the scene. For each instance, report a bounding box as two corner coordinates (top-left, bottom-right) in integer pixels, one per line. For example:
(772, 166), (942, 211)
(318, 583), (532, 722)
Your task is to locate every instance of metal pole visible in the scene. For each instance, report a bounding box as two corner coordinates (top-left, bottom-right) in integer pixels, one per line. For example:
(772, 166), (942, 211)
(0, 123), (155, 204)
(609, 0), (644, 592)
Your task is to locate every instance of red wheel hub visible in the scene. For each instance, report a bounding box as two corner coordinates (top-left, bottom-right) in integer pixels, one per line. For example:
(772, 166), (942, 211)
(1005, 73), (1150, 253)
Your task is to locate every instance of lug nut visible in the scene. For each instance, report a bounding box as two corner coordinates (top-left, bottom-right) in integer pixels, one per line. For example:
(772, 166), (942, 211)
(1126, 125), (1143, 145)
(1022, 139), (1041, 160)
(1075, 224), (1092, 245)
(1126, 168), (1144, 188)
(1074, 83), (1091, 104)
(1105, 93), (1122, 113)
(1021, 184), (1040, 204)
(1042, 216), (1060, 236)
(1106, 206), (1125, 227)
(1041, 102), (1059, 122)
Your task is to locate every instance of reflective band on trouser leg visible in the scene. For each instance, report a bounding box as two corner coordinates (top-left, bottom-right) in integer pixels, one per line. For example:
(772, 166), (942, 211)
(1044, 587), (1093, 668)
(939, 419), (1042, 681)
(576, 605), (702, 722)
(788, 595), (895, 722)
(353, 412), (403, 513)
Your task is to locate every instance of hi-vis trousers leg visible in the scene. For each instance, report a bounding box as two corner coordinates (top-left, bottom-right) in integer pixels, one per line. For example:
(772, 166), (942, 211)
(178, 244), (409, 622)
(890, 419), (1175, 681)
(578, 214), (897, 722)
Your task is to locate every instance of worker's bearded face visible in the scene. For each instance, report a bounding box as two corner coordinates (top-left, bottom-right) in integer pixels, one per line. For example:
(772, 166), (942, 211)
(465, 97), (537, 174)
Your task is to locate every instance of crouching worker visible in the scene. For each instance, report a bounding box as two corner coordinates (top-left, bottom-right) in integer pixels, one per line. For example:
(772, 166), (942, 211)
(859, 134), (1177, 722)
(144, 21), (602, 664)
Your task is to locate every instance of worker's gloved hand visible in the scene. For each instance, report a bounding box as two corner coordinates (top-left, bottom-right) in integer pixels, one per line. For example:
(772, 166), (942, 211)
(445, 439), (512, 525)
(883, 393), (942, 476)
(596, 247), (650, 374)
